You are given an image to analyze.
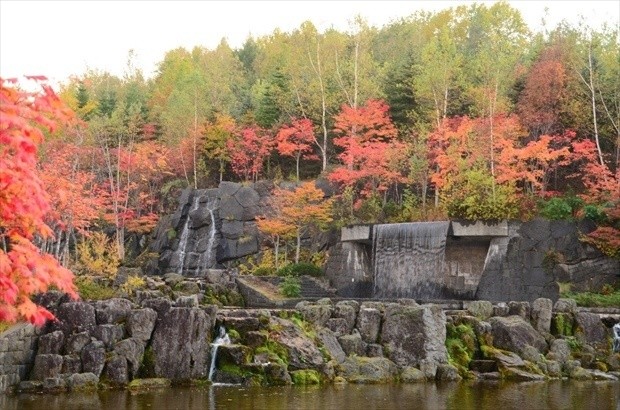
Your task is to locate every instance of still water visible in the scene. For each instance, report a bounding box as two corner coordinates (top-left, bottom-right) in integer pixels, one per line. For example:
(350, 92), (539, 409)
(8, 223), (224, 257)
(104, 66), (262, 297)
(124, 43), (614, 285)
(2, 380), (619, 410)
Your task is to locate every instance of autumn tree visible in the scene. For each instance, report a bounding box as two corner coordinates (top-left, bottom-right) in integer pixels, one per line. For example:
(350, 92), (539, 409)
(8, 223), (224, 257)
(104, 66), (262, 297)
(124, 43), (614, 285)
(227, 125), (274, 182)
(0, 78), (78, 325)
(263, 182), (333, 263)
(276, 118), (319, 181)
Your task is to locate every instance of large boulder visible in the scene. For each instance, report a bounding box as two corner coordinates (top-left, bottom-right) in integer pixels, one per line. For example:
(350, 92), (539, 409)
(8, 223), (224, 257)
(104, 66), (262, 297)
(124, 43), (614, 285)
(356, 308), (382, 344)
(126, 308), (157, 341)
(37, 331), (65, 355)
(94, 298), (134, 324)
(151, 307), (211, 380)
(269, 317), (324, 371)
(81, 341), (106, 377)
(317, 328), (346, 364)
(574, 312), (609, 351)
(114, 338), (146, 378)
(337, 356), (398, 383)
(31, 354), (63, 380)
(531, 298), (553, 334)
(489, 315), (548, 356)
(52, 302), (96, 337)
(380, 304), (447, 371)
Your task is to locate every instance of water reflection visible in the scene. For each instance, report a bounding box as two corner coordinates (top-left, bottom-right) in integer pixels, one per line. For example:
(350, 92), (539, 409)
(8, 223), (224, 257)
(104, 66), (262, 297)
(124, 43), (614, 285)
(2, 380), (619, 410)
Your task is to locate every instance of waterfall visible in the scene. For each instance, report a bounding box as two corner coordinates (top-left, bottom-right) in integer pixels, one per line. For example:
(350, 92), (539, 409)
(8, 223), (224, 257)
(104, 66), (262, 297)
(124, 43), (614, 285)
(373, 221), (450, 300)
(198, 197), (218, 273)
(208, 326), (231, 382)
(175, 196), (201, 274)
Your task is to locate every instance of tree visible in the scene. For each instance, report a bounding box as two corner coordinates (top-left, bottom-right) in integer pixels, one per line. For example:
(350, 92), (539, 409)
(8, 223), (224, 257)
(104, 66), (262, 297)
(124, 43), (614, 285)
(1, 78), (78, 325)
(276, 118), (319, 181)
(227, 125), (274, 182)
(204, 113), (236, 182)
(264, 182), (333, 263)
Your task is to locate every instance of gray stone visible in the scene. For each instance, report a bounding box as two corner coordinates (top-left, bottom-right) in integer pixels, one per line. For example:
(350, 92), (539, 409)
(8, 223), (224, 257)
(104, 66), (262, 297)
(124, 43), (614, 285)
(366, 344), (384, 358)
(62, 354), (82, 374)
(81, 341), (105, 377)
(42, 377), (67, 393)
(531, 298), (553, 333)
(65, 332), (91, 355)
(570, 366), (593, 380)
(175, 281), (200, 295)
(114, 338), (145, 378)
(493, 302), (510, 317)
(264, 363), (292, 385)
(175, 294), (199, 307)
(102, 354), (129, 386)
(318, 328), (345, 364)
(338, 356), (398, 383)
(141, 297), (172, 316)
(546, 360), (562, 377)
(269, 317), (324, 371)
(333, 302), (357, 333)
(17, 380), (43, 393)
(466, 301), (494, 320)
(325, 318), (349, 336)
(31, 354), (63, 380)
(126, 308), (157, 341)
(67, 372), (99, 391)
(151, 307), (210, 380)
(508, 301), (530, 320)
(298, 303), (333, 327)
(338, 331), (365, 357)
(94, 298), (133, 324)
(53, 302), (96, 336)
(37, 331), (64, 355)
(436, 364), (462, 381)
(380, 304), (447, 369)
(574, 312), (609, 350)
(92, 324), (124, 349)
(489, 316), (548, 356)
(245, 331), (268, 348)
(356, 308), (382, 344)
(554, 298), (577, 313)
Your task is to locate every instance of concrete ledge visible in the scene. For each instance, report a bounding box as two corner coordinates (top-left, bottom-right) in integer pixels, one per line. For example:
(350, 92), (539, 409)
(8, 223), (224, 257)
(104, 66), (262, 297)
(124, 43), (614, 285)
(450, 220), (508, 237)
(341, 225), (372, 242)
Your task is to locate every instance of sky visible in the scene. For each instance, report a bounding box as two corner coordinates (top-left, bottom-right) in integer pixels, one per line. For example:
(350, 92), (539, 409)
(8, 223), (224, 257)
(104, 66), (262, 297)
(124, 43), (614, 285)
(1, 0), (619, 87)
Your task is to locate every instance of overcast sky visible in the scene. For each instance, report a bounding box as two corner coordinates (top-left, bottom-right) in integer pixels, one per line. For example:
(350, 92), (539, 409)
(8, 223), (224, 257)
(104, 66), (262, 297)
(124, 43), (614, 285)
(1, 0), (618, 86)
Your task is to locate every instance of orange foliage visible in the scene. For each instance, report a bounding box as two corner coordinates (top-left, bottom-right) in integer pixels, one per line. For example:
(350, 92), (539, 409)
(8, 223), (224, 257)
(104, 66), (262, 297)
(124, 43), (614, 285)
(1, 77), (77, 325)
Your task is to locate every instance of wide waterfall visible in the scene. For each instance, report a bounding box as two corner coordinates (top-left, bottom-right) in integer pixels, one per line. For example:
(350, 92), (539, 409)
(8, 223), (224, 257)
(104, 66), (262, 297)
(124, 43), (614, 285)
(373, 221), (450, 299)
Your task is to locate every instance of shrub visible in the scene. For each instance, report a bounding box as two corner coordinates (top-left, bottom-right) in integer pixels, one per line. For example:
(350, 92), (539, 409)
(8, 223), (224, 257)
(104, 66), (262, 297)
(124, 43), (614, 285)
(276, 263), (323, 278)
(280, 276), (301, 297)
(75, 232), (120, 278)
(539, 196), (583, 220)
(75, 276), (117, 300)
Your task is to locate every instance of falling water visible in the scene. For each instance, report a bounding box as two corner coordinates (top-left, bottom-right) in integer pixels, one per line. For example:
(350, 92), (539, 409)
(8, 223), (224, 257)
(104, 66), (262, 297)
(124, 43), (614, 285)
(208, 326), (231, 382)
(175, 196), (201, 274)
(373, 221), (450, 299)
(198, 197), (219, 273)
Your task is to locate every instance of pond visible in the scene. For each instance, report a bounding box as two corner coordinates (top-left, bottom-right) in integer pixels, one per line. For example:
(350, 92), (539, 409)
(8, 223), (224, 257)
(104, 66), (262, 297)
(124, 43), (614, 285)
(2, 380), (619, 410)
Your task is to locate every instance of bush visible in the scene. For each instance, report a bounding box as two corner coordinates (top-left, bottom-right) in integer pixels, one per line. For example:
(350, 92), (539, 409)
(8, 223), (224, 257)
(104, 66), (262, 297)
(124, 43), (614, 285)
(276, 263), (323, 278)
(75, 276), (117, 300)
(280, 276), (301, 298)
(539, 196), (583, 220)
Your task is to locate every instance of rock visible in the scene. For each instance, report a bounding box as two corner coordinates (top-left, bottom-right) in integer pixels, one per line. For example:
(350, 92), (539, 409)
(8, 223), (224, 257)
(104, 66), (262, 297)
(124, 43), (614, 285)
(467, 301), (493, 320)
(127, 378), (171, 391)
(175, 294), (199, 307)
(333, 302), (358, 334)
(94, 298), (133, 324)
(489, 316), (548, 356)
(17, 380), (43, 393)
(31, 354), (63, 380)
(290, 369), (322, 385)
(551, 312), (574, 336)
(245, 331), (268, 348)
(269, 317), (324, 371)
(92, 324), (125, 349)
(102, 354), (129, 386)
(325, 318), (350, 336)
(43, 377), (67, 393)
(163, 273), (185, 288)
(318, 328), (345, 364)
(67, 372), (99, 391)
(546, 360), (562, 377)
(298, 303), (333, 327)
(380, 304), (448, 369)
(508, 301), (530, 320)
(531, 298), (553, 333)
(338, 331), (365, 357)
(65, 332), (91, 355)
(151, 307), (211, 380)
(81, 341), (106, 377)
(338, 356), (398, 383)
(436, 364), (462, 381)
(141, 297), (172, 316)
(356, 308), (382, 344)
(37, 331), (64, 355)
(175, 281), (200, 295)
(554, 298), (577, 313)
(501, 366), (546, 381)
(570, 366), (593, 380)
(366, 344), (384, 358)
(590, 370), (618, 381)
(490, 350), (525, 368)
(220, 317), (260, 338)
(493, 302), (510, 317)
(62, 355), (82, 374)
(264, 363), (292, 385)
(521, 345), (543, 363)
(217, 344), (251, 367)
(52, 302), (96, 337)
(114, 338), (145, 378)
(574, 312), (609, 350)
(127, 308), (157, 341)
(400, 366), (426, 383)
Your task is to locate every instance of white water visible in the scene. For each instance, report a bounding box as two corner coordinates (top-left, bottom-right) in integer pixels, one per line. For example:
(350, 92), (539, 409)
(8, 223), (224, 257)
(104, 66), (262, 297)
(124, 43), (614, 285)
(198, 197), (218, 273)
(175, 196), (201, 274)
(208, 326), (231, 382)
(373, 221), (450, 299)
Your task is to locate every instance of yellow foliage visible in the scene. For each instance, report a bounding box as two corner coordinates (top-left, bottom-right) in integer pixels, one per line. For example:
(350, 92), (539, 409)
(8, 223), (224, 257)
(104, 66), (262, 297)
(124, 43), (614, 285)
(120, 275), (146, 296)
(75, 232), (120, 278)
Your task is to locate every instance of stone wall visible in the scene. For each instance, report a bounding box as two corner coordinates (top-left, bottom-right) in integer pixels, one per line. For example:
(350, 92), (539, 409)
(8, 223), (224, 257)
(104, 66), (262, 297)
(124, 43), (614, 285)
(0, 324), (39, 393)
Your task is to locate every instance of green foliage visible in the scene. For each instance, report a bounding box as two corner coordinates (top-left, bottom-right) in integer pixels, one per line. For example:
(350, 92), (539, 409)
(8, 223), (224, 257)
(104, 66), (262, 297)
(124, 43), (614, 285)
(539, 196), (583, 220)
(75, 276), (117, 301)
(445, 323), (478, 376)
(280, 276), (301, 297)
(583, 204), (607, 223)
(255, 338), (289, 366)
(563, 289), (620, 308)
(276, 263), (323, 277)
(565, 336), (583, 352)
(119, 275), (146, 297)
(290, 369), (321, 385)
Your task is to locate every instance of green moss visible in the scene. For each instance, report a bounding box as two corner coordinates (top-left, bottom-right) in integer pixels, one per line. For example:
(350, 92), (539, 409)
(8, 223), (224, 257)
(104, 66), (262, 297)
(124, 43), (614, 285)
(563, 290), (620, 307)
(127, 378), (171, 391)
(290, 369), (321, 385)
(228, 329), (240, 341)
(551, 313), (574, 336)
(445, 323), (477, 376)
(75, 276), (117, 300)
(138, 346), (156, 378)
(255, 339), (289, 366)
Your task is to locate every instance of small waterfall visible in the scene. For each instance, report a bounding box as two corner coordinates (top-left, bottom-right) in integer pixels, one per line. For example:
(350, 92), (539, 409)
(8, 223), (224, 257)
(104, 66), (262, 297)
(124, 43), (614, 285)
(198, 197), (218, 273)
(373, 221), (450, 299)
(175, 196), (201, 274)
(208, 326), (231, 382)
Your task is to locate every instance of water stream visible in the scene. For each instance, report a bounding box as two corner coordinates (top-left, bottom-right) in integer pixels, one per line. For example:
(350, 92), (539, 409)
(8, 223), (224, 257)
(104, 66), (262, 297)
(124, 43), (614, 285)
(373, 221), (450, 299)
(198, 197), (218, 273)
(175, 196), (201, 274)
(208, 326), (231, 382)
